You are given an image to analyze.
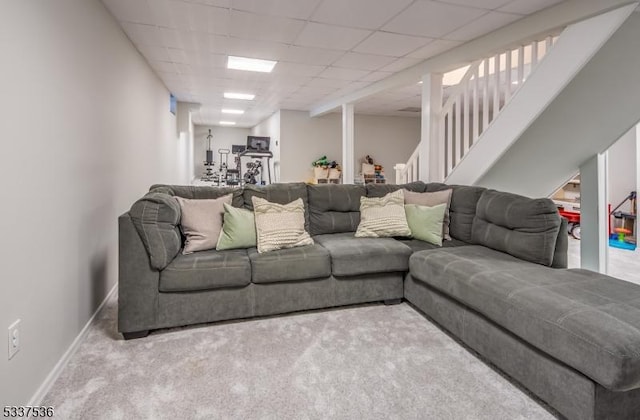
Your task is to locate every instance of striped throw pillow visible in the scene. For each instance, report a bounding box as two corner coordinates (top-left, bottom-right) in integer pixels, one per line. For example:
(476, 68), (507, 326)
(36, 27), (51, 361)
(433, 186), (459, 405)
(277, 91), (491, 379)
(355, 189), (411, 238)
(252, 197), (314, 253)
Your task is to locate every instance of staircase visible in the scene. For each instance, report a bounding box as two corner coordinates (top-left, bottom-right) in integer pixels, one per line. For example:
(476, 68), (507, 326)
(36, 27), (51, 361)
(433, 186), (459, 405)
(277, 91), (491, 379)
(395, 4), (638, 195)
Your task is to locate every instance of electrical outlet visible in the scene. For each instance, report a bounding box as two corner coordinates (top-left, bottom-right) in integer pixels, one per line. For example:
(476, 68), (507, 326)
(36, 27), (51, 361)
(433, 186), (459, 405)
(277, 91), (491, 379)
(8, 319), (20, 360)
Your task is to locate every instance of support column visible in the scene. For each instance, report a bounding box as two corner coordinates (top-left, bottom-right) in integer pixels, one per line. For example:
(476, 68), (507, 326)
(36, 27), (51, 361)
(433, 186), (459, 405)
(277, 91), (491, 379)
(342, 103), (355, 184)
(421, 73), (443, 182)
(580, 153), (609, 273)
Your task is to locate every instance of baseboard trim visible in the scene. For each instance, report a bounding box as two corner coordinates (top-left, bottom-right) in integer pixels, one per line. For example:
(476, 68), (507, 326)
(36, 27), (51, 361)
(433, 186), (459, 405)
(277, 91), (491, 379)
(27, 283), (118, 405)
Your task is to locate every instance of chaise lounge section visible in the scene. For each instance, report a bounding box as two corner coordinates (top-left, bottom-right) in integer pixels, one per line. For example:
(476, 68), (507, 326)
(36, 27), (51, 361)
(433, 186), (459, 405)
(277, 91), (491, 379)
(119, 182), (640, 419)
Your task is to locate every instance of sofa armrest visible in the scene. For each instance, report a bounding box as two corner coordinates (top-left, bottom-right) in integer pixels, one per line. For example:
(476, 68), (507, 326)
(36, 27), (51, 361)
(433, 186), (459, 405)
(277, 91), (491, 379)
(551, 217), (569, 269)
(118, 213), (160, 334)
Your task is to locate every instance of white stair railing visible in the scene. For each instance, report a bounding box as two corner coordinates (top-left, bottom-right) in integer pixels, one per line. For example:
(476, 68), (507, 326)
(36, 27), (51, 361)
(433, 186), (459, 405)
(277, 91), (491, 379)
(396, 36), (557, 184)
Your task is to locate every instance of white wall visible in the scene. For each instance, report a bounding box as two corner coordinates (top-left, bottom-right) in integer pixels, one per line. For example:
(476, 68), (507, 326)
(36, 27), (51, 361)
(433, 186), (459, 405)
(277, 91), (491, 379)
(0, 0), (184, 405)
(252, 111), (281, 183)
(192, 125), (251, 180)
(607, 127), (637, 210)
(355, 115), (420, 182)
(278, 110), (419, 183)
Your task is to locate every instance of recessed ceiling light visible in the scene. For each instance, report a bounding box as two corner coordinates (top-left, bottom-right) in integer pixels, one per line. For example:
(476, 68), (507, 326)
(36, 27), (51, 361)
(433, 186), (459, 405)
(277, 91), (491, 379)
(227, 55), (277, 73)
(219, 121), (236, 126)
(224, 92), (255, 100)
(222, 109), (245, 115)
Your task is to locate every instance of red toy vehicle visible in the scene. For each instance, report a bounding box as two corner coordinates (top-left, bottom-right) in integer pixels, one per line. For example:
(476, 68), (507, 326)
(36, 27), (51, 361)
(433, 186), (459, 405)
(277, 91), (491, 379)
(558, 209), (581, 239)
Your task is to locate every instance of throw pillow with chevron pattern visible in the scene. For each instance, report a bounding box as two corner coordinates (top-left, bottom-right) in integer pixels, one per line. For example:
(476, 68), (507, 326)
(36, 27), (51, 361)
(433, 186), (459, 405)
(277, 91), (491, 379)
(252, 197), (314, 253)
(355, 189), (411, 238)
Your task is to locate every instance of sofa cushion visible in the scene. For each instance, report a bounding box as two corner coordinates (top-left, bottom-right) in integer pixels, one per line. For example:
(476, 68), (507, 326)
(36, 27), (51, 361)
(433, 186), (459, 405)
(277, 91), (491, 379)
(355, 190), (411, 238)
(314, 232), (412, 276)
(243, 183), (310, 231)
(426, 183), (485, 243)
(216, 204), (257, 251)
(247, 245), (331, 283)
(159, 249), (251, 292)
(398, 237), (469, 253)
(409, 246), (640, 391)
(307, 184), (366, 235)
(150, 184), (244, 207)
(471, 189), (561, 266)
(365, 181), (427, 198)
(404, 189), (453, 240)
(129, 192), (182, 271)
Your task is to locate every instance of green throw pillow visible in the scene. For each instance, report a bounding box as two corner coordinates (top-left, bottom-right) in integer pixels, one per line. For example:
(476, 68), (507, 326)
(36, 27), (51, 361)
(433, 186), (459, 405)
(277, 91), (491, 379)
(405, 203), (447, 246)
(216, 203), (257, 250)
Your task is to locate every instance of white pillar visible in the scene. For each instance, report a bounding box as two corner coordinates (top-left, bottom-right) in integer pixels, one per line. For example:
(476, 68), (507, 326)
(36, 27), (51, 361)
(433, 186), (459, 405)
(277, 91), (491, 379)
(421, 73), (443, 182)
(342, 103), (355, 184)
(580, 153), (609, 273)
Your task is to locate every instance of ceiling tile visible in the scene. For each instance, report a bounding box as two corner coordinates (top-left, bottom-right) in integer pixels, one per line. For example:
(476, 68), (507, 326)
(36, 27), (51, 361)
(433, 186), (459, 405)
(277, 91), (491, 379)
(186, 0), (231, 9)
(226, 37), (289, 60)
(137, 45), (171, 62)
(445, 11), (522, 41)
(280, 46), (344, 66)
(149, 60), (178, 73)
(231, 0), (321, 20)
(498, 0), (564, 15)
(353, 32), (432, 57)
(272, 62), (326, 77)
(294, 22), (372, 51)
(310, 0), (414, 29)
(122, 23), (162, 46)
(382, 1), (486, 38)
(378, 57), (422, 72)
(317, 67), (371, 81)
(360, 71), (394, 82)
(407, 39), (462, 59)
(160, 29), (229, 53)
(102, 0), (154, 24)
(230, 10), (306, 43)
(167, 48), (189, 63)
(439, 0), (512, 9)
(332, 52), (396, 71)
(166, 1), (230, 34)
(306, 77), (351, 88)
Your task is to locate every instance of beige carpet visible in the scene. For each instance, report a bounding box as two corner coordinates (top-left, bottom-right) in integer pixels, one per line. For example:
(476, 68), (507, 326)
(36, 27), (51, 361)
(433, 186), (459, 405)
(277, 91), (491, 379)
(43, 294), (557, 419)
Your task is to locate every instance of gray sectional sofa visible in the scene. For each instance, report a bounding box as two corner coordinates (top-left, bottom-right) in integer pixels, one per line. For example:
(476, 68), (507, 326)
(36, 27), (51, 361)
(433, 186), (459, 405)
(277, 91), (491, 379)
(119, 182), (640, 420)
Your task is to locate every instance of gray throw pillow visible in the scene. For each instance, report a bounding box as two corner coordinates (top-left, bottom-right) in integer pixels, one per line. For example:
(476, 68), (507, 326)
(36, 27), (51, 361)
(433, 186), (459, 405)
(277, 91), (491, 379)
(175, 194), (232, 254)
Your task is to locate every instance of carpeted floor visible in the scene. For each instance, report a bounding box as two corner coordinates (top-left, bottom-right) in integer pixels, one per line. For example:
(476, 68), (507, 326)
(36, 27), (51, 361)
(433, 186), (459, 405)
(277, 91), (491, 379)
(42, 295), (557, 419)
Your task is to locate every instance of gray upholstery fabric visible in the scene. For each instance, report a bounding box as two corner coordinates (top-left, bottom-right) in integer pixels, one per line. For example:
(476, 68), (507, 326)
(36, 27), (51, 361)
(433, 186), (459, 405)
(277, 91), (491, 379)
(404, 275), (596, 420)
(243, 183), (310, 230)
(471, 189), (561, 266)
(129, 192), (182, 271)
(397, 237), (469, 253)
(334, 273), (403, 306)
(307, 184), (366, 235)
(365, 181), (427, 198)
(118, 214), (160, 334)
(253, 277), (335, 317)
(160, 249), (251, 292)
(150, 184), (244, 207)
(314, 232), (412, 276)
(247, 244), (331, 283)
(426, 183), (485, 242)
(552, 218), (569, 269)
(409, 246), (640, 391)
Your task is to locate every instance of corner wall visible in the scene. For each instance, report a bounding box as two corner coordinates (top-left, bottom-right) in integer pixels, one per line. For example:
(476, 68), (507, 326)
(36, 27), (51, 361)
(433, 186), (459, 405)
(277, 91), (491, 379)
(0, 0), (184, 405)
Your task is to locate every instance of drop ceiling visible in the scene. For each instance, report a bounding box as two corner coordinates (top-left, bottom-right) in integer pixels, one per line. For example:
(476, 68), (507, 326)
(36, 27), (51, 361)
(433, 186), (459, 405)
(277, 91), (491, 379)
(101, 0), (565, 126)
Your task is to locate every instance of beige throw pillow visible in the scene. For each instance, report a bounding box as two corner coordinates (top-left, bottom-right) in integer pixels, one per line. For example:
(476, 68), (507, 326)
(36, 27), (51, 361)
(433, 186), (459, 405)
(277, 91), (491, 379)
(176, 194), (232, 254)
(404, 189), (453, 240)
(355, 189), (411, 238)
(252, 197), (314, 253)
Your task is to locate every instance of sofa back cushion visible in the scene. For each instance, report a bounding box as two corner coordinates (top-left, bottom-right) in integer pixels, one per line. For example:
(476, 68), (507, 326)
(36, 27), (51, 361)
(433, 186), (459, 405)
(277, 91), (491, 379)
(471, 189), (562, 266)
(242, 183), (310, 231)
(365, 181), (427, 198)
(307, 184), (366, 235)
(150, 184), (244, 207)
(426, 183), (485, 243)
(129, 192), (182, 270)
